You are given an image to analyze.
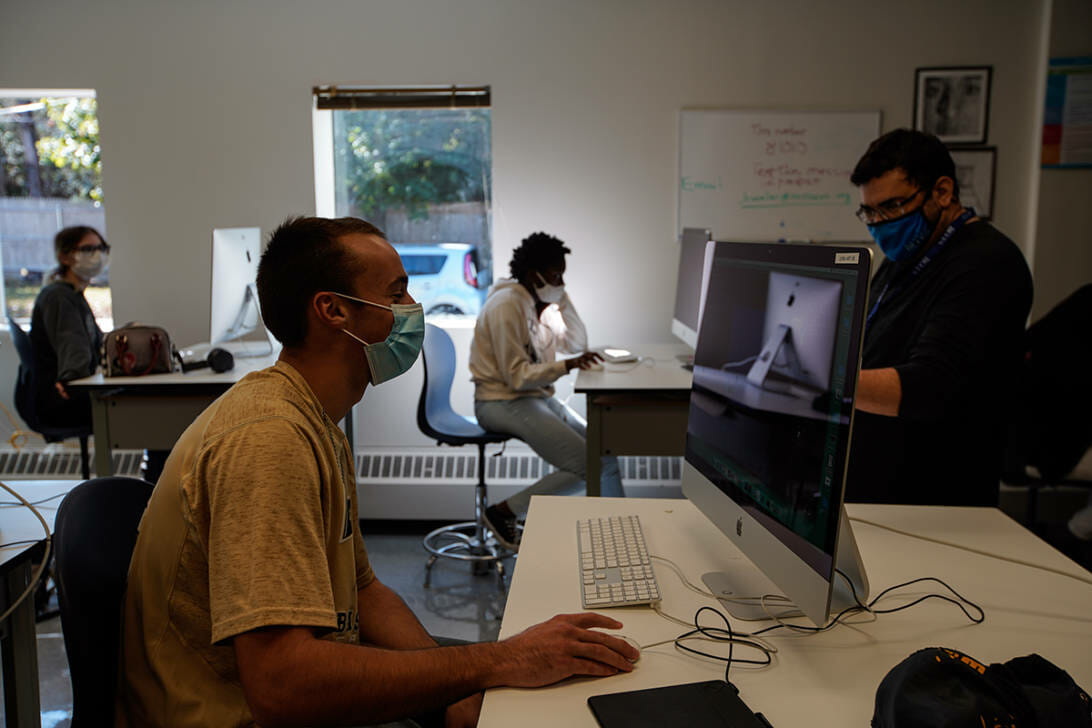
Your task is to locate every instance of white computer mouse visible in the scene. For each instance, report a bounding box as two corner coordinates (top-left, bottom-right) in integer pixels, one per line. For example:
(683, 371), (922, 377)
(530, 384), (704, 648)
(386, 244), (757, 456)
(616, 634), (641, 662)
(586, 361), (604, 372)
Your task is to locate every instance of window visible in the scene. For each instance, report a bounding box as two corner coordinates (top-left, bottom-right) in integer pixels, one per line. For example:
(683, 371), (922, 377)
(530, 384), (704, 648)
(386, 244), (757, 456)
(399, 253), (449, 277)
(313, 86), (492, 318)
(0, 90), (111, 328)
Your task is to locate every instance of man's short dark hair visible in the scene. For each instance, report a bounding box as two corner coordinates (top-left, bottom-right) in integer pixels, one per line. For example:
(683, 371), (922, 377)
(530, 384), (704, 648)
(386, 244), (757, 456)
(850, 128), (959, 200)
(509, 232), (572, 280)
(257, 216), (385, 347)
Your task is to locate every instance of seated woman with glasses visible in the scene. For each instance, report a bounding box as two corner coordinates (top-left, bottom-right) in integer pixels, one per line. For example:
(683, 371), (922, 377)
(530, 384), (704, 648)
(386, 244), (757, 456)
(29, 225), (109, 430)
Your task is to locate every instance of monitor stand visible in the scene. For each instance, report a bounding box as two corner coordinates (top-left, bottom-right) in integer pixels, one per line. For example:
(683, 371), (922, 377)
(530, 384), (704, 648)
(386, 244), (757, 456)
(702, 508), (869, 623)
(746, 324), (807, 396)
(217, 283), (276, 358)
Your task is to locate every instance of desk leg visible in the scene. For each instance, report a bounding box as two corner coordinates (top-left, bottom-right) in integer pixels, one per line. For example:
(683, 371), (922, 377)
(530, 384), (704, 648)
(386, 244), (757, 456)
(90, 393), (114, 476)
(1, 561), (42, 728)
(585, 398), (602, 497)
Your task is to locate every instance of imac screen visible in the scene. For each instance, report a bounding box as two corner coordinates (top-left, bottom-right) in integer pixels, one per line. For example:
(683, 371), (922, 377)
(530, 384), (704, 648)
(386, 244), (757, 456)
(686, 244), (865, 580)
(210, 227), (261, 345)
(671, 227), (713, 347)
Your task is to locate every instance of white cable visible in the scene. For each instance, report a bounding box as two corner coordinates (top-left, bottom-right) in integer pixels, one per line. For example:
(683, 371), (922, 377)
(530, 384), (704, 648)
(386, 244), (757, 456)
(849, 516), (1092, 587)
(651, 553), (797, 609)
(720, 355), (759, 371)
(650, 554), (717, 598)
(0, 479), (53, 624)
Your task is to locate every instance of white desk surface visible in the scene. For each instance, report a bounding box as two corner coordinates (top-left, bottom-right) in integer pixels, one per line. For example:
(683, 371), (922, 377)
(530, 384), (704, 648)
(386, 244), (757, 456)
(481, 496), (1092, 728)
(692, 366), (832, 423)
(576, 343), (693, 392)
(68, 352), (278, 388)
(0, 481), (76, 560)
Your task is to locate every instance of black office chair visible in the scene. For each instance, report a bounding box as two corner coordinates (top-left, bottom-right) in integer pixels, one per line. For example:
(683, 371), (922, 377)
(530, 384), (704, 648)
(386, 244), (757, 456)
(417, 323), (515, 589)
(1002, 285), (1092, 528)
(7, 314), (92, 480)
(54, 476), (153, 727)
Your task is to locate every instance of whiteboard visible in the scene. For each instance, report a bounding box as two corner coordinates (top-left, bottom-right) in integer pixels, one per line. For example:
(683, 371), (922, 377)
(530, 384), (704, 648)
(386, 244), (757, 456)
(678, 110), (881, 242)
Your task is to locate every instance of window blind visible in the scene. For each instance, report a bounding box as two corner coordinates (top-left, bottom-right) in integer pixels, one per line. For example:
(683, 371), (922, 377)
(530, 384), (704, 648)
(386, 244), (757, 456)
(313, 85), (490, 110)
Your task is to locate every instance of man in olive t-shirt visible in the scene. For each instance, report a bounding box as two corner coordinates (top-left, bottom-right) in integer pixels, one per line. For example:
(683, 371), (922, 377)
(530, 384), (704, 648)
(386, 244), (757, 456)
(117, 217), (638, 728)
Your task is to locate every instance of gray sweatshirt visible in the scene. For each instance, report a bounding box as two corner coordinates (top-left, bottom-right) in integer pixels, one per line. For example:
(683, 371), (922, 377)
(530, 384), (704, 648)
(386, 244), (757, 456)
(30, 280), (103, 385)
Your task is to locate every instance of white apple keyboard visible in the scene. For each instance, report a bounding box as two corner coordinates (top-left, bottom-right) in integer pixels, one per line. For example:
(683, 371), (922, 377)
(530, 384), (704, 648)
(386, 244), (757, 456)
(577, 515), (661, 608)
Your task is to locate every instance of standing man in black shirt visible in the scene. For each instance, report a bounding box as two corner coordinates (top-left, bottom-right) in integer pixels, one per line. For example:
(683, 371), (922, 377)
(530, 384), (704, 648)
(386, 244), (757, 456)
(845, 129), (1033, 505)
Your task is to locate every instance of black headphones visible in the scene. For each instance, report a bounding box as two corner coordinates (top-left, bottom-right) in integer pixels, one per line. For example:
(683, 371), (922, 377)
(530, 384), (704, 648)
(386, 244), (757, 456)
(178, 347), (234, 373)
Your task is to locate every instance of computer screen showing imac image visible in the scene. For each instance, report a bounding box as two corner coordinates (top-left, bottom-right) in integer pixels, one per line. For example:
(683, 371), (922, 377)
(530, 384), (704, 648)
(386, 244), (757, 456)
(746, 272), (841, 395)
(210, 227), (262, 347)
(682, 241), (872, 627)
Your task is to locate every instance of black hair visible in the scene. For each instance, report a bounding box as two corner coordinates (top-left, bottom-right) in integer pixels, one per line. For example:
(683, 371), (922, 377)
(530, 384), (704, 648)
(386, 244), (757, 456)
(52, 226), (107, 280)
(509, 232), (571, 281)
(257, 216), (385, 348)
(850, 128), (959, 200)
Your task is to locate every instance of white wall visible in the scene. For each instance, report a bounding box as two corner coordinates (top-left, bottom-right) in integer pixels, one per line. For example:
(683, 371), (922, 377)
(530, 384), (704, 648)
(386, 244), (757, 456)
(1031, 0), (1092, 320)
(1, 0), (1052, 448)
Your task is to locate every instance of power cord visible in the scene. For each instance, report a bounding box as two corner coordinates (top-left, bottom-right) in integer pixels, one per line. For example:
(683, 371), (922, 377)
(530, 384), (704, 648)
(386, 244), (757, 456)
(645, 553), (985, 678)
(0, 491), (68, 508)
(0, 479), (53, 624)
(720, 355), (759, 371)
(651, 554), (798, 613)
(850, 516), (1092, 587)
(0, 399), (43, 448)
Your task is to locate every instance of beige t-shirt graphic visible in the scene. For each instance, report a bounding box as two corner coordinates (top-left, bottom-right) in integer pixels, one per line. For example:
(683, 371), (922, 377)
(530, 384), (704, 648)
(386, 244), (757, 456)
(118, 361), (374, 727)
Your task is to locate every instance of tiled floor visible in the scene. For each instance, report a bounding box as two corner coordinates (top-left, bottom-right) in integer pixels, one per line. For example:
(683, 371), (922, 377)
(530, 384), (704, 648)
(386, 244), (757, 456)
(3, 520), (515, 727)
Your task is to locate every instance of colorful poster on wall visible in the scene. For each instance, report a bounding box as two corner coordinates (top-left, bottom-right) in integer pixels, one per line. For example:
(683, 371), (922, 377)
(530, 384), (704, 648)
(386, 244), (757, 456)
(1042, 56), (1092, 168)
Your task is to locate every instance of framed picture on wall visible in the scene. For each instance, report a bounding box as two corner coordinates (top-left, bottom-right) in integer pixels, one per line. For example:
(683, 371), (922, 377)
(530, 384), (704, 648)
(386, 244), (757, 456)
(914, 66), (992, 144)
(949, 147), (996, 220)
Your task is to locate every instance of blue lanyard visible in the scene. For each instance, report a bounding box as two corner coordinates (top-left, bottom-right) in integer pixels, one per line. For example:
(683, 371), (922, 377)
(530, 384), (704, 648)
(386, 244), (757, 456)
(867, 209), (976, 325)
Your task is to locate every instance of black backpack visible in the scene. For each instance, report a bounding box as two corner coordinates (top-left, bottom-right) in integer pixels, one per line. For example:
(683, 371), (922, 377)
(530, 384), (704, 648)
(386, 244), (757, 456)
(873, 647), (1091, 727)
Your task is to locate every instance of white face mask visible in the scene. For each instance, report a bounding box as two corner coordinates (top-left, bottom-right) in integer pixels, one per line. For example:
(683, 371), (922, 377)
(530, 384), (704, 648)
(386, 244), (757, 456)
(71, 250), (109, 281)
(533, 271), (564, 304)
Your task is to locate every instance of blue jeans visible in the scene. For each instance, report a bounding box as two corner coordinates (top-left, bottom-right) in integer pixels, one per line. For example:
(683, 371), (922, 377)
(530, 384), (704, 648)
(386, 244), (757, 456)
(475, 396), (624, 516)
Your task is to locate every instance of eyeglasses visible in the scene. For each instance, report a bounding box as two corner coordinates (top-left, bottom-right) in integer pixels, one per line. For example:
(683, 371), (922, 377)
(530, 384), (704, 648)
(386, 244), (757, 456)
(855, 188), (926, 225)
(75, 243), (110, 254)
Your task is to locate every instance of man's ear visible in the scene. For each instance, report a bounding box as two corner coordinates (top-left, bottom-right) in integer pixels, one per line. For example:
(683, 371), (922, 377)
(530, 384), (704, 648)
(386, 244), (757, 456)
(932, 175), (957, 208)
(311, 291), (351, 330)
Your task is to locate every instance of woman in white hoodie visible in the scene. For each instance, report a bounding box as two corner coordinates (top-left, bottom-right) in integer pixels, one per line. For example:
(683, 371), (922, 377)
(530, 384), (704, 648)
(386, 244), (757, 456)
(469, 232), (623, 550)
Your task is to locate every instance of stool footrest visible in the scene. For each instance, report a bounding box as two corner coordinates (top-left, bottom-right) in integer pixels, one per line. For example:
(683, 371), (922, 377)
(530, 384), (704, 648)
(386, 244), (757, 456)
(423, 521), (514, 563)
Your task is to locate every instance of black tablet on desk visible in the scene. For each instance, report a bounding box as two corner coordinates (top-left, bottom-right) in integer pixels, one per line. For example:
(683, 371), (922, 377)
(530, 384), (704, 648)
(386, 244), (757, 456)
(588, 680), (773, 727)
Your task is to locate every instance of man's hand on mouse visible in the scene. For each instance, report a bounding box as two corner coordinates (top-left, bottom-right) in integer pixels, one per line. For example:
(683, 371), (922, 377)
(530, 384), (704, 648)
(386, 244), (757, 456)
(566, 351), (604, 372)
(494, 613), (639, 687)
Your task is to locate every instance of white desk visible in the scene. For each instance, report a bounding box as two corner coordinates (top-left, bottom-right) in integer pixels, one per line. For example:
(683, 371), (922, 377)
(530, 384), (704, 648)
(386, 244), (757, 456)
(480, 496), (1092, 727)
(0, 481), (77, 728)
(68, 353), (278, 475)
(575, 344), (693, 495)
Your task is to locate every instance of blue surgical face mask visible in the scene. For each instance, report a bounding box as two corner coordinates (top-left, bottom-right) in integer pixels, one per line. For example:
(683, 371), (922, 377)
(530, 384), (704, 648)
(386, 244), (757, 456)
(334, 293), (424, 385)
(867, 208), (938, 263)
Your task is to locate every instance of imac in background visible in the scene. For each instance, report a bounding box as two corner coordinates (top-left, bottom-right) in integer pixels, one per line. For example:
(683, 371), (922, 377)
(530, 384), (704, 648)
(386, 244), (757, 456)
(209, 227), (268, 355)
(670, 227), (714, 350)
(682, 241), (872, 626)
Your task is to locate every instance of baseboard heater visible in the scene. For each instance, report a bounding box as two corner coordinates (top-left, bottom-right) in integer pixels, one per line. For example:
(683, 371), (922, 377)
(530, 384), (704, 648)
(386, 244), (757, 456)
(354, 449), (684, 520)
(0, 447), (685, 521)
(0, 448), (143, 479)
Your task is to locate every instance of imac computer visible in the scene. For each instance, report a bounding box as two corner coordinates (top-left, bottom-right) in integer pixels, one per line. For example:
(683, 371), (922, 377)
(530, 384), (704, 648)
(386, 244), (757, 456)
(209, 227), (271, 356)
(682, 241), (872, 626)
(670, 227), (714, 349)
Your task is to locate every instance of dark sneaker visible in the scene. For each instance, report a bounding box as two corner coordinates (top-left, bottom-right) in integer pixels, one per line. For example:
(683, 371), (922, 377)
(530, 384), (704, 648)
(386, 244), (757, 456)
(484, 505), (521, 552)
